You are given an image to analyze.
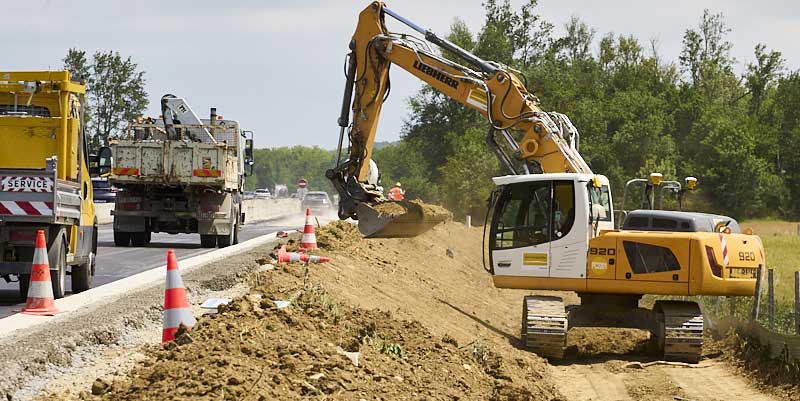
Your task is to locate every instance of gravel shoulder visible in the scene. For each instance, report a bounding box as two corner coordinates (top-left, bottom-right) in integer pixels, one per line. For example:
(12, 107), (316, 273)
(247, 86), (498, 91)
(0, 241), (268, 400)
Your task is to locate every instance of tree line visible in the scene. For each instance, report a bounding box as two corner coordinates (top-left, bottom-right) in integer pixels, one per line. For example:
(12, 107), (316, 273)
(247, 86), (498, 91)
(61, 1), (800, 221)
(373, 0), (800, 220)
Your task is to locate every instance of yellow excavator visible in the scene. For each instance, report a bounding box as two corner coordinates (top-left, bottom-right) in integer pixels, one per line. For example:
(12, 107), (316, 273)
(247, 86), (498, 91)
(327, 2), (763, 362)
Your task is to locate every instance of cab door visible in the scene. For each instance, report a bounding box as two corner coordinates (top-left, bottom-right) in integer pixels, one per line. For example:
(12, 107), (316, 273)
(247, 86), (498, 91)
(489, 181), (553, 277)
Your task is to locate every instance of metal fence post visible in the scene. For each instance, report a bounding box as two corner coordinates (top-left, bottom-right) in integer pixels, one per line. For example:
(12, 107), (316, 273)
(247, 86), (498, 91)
(466, 215), (471, 227)
(768, 269), (775, 330)
(796, 223), (800, 237)
(751, 267), (762, 322)
(795, 271), (800, 335)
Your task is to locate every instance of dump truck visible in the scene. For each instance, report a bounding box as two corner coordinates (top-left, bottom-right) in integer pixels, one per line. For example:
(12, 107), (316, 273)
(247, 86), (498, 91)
(0, 71), (98, 299)
(100, 95), (254, 248)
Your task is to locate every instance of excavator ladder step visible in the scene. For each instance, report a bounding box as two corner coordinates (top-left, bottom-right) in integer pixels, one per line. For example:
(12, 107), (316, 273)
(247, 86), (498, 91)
(522, 295), (567, 360)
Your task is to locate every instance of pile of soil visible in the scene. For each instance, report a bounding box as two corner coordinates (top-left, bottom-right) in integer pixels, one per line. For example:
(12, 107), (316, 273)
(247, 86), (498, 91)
(372, 202), (407, 217)
(371, 200), (452, 220)
(408, 199), (451, 219)
(566, 328), (650, 359)
(315, 220), (360, 251)
(43, 215), (560, 400)
(54, 266), (556, 400)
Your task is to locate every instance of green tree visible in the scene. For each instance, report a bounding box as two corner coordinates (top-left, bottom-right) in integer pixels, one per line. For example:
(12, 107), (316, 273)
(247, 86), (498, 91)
(63, 49), (148, 149)
(63, 48), (91, 82)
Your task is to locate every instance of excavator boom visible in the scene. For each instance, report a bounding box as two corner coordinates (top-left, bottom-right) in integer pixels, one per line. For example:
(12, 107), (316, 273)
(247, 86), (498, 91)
(328, 2), (590, 236)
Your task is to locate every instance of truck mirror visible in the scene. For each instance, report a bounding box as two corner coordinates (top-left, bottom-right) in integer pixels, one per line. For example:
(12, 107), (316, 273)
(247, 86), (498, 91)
(96, 146), (113, 175)
(245, 139), (254, 160)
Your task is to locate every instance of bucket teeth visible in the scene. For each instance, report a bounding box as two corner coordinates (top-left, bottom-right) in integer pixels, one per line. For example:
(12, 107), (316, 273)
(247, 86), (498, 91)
(521, 296), (567, 360)
(654, 301), (704, 363)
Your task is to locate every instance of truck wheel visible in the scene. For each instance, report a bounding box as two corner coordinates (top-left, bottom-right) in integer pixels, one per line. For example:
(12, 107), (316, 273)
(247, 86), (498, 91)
(72, 252), (93, 293)
(217, 231), (232, 248)
(217, 206), (236, 248)
(18, 274), (30, 300)
(49, 240), (67, 299)
(200, 234), (217, 248)
(73, 224), (97, 294)
(131, 232), (147, 247)
(114, 231), (131, 247)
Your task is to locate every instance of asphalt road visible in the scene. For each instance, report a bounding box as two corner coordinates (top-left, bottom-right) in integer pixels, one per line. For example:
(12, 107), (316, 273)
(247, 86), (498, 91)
(0, 218), (302, 319)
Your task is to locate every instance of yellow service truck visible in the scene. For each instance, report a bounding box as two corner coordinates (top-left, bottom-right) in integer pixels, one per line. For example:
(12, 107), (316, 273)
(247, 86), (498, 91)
(0, 71), (97, 299)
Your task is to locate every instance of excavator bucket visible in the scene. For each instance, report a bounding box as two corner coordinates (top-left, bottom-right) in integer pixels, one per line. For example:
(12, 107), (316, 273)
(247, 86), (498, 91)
(356, 200), (451, 238)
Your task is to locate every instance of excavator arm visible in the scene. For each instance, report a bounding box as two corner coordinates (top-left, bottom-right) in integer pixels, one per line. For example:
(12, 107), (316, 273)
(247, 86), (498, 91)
(328, 2), (591, 236)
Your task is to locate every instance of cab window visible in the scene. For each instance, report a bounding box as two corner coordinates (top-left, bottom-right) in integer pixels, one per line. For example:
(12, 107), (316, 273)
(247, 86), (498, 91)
(553, 181), (575, 239)
(589, 184), (612, 222)
(492, 181), (552, 250)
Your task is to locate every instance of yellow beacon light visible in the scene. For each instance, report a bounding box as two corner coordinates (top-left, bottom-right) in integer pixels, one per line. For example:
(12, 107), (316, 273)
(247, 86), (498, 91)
(649, 172), (663, 186)
(685, 176), (698, 190)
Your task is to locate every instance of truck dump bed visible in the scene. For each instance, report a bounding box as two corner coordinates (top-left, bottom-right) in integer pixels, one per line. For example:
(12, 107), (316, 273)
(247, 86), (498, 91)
(110, 119), (242, 189)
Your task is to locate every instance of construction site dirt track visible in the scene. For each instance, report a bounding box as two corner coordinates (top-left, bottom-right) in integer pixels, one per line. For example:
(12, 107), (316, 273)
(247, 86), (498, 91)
(35, 220), (796, 401)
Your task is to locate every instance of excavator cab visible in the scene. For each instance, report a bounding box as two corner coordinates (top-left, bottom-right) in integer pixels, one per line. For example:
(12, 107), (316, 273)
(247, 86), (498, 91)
(485, 174), (614, 279)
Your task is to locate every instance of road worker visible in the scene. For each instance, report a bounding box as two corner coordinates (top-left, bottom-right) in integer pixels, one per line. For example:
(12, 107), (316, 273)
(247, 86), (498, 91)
(388, 182), (405, 201)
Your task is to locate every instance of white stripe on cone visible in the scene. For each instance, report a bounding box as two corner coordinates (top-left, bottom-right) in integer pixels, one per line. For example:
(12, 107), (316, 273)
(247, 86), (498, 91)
(166, 270), (185, 289)
(163, 308), (196, 329)
(26, 280), (53, 298)
(31, 248), (48, 265)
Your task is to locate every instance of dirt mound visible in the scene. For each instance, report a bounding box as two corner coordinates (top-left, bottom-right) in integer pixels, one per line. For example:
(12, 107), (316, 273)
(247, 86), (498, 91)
(371, 199), (451, 219)
(315, 220), (360, 251)
(372, 201), (407, 217)
(566, 328), (651, 359)
(56, 266), (554, 401)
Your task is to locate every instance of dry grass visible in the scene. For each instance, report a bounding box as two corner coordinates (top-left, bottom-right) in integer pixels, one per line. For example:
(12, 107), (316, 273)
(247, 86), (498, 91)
(741, 220), (800, 306)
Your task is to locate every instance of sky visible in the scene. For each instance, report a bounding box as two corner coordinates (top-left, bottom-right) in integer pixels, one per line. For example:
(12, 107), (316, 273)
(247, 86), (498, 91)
(3, 0), (800, 150)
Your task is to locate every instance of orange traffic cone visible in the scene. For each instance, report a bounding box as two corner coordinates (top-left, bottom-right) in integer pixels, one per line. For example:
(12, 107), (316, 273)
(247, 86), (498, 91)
(162, 250), (196, 343)
(21, 230), (61, 316)
(277, 245), (330, 264)
(299, 208), (318, 250)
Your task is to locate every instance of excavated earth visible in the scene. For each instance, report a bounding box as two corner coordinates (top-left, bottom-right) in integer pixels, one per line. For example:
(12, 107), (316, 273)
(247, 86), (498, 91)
(14, 219), (795, 400)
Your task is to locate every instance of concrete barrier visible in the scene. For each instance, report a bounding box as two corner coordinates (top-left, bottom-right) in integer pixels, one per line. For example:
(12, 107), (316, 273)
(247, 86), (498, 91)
(242, 198), (301, 223)
(94, 199), (301, 226)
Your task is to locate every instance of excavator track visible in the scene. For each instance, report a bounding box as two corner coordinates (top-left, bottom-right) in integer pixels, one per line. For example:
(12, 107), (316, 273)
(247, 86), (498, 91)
(521, 295), (567, 360)
(654, 300), (704, 363)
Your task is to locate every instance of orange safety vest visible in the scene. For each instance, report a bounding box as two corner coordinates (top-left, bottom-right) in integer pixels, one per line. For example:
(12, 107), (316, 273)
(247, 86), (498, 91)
(388, 186), (405, 201)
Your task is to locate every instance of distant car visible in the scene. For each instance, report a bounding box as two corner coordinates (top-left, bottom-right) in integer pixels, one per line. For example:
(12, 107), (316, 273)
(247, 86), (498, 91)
(301, 191), (333, 214)
(92, 177), (119, 203)
(242, 191), (256, 200)
(254, 188), (271, 199)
